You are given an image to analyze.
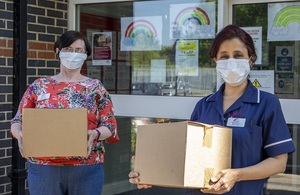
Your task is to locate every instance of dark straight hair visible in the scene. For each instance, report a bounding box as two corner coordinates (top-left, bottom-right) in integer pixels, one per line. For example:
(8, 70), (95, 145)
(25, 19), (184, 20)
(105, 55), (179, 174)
(54, 30), (92, 56)
(208, 24), (257, 63)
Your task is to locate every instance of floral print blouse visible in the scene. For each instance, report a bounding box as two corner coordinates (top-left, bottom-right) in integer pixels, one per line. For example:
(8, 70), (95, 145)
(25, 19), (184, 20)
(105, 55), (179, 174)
(11, 77), (118, 165)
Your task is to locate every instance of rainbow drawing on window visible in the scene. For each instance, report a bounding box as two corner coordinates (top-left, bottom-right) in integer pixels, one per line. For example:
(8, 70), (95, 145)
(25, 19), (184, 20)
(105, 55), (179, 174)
(170, 3), (215, 39)
(174, 7), (210, 27)
(271, 5), (300, 36)
(121, 18), (161, 51)
(125, 20), (157, 38)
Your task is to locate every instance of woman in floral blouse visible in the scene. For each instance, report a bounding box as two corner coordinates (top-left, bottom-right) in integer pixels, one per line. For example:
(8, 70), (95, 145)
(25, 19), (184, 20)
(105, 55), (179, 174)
(10, 30), (118, 195)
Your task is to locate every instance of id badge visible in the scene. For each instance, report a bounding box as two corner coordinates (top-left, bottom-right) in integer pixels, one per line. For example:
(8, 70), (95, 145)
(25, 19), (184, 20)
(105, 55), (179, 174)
(37, 93), (50, 101)
(226, 117), (246, 127)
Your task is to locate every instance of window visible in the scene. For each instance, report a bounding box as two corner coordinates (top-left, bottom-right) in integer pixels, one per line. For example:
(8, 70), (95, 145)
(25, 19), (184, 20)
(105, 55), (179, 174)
(233, 2), (300, 99)
(79, 0), (218, 97)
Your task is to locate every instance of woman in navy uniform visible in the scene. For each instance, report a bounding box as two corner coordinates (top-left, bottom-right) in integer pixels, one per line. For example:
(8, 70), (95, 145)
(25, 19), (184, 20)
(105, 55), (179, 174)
(129, 24), (295, 195)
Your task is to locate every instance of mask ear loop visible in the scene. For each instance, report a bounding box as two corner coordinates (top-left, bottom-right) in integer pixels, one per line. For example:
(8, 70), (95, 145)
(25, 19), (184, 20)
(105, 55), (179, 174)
(250, 54), (257, 68)
(246, 57), (253, 80)
(249, 56), (254, 68)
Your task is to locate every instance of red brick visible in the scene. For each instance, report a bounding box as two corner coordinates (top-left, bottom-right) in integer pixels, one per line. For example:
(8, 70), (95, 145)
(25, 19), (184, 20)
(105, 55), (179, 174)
(28, 51), (37, 58)
(0, 39), (6, 48)
(7, 40), (13, 48)
(29, 41), (47, 50)
(38, 51), (55, 59)
(47, 43), (55, 51)
(0, 49), (13, 57)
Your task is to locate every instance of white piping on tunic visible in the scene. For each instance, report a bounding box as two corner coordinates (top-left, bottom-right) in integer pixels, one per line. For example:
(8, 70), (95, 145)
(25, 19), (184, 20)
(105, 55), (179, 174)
(264, 138), (293, 149)
(256, 88), (260, 103)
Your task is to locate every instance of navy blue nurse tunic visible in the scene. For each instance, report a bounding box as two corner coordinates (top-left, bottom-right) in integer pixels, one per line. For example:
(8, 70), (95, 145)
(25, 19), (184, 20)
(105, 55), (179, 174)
(186, 80), (295, 195)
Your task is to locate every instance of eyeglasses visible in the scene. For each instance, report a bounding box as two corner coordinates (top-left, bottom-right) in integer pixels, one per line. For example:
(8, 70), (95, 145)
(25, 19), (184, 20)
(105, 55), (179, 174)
(61, 47), (86, 54)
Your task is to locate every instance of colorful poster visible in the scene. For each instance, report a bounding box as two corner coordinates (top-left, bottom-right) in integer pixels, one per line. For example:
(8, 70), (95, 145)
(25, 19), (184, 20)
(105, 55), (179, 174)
(170, 2), (216, 40)
(92, 32), (112, 66)
(242, 27), (262, 65)
(105, 30), (117, 60)
(120, 16), (162, 51)
(268, 2), (300, 41)
(175, 40), (198, 76)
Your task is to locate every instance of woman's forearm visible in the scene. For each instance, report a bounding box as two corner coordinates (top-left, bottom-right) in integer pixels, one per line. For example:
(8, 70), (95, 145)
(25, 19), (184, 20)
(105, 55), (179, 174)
(236, 154), (288, 182)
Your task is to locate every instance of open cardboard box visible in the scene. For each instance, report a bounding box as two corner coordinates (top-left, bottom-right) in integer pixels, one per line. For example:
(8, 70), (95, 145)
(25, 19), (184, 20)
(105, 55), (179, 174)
(22, 108), (88, 157)
(134, 121), (232, 188)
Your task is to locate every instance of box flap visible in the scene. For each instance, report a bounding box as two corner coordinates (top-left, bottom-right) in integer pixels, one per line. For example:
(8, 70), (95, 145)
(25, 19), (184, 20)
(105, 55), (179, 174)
(187, 121), (231, 130)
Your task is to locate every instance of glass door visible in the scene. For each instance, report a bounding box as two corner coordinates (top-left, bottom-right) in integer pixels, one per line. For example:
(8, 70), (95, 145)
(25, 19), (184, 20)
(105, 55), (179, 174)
(228, 0), (300, 193)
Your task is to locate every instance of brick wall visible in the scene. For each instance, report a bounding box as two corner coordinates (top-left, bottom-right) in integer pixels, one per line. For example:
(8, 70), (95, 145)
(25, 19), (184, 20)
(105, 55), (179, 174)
(0, 0), (68, 194)
(0, 0), (16, 193)
(27, 0), (68, 83)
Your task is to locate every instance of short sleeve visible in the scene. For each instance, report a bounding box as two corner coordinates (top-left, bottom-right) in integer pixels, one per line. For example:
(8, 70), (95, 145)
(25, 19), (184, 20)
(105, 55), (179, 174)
(96, 83), (118, 143)
(11, 81), (37, 125)
(263, 96), (295, 157)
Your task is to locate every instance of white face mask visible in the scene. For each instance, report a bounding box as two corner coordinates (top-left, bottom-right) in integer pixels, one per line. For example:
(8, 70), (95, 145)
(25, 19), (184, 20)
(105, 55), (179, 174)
(216, 58), (250, 86)
(59, 52), (87, 70)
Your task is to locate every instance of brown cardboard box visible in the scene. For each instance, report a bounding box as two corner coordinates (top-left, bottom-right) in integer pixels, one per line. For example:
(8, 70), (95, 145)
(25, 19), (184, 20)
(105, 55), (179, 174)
(22, 108), (88, 157)
(134, 121), (232, 188)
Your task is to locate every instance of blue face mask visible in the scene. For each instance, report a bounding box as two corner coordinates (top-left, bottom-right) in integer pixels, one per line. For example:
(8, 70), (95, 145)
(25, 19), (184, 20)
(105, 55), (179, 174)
(59, 52), (87, 70)
(216, 58), (250, 86)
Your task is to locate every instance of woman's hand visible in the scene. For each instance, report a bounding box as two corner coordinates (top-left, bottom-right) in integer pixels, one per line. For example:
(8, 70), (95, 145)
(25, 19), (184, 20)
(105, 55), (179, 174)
(201, 169), (239, 194)
(11, 124), (23, 156)
(87, 130), (99, 156)
(128, 171), (152, 189)
(201, 154), (288, 194)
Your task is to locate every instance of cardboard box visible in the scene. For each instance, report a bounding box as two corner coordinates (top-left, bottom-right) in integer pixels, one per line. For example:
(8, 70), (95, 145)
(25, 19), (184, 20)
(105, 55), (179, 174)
(134, 121), (232, 188)
(22, 108), (88, 157)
